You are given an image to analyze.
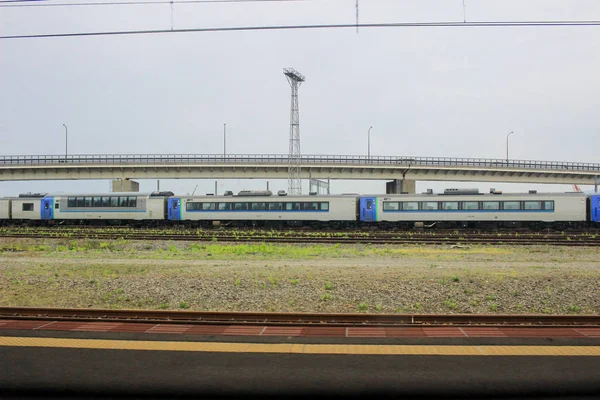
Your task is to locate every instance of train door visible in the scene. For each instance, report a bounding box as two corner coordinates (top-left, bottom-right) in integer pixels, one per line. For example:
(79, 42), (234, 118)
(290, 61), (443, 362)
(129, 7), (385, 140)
(592, 196), (600, 223)
(168, 198), (181, 221)
(41, 197), (54, 220)
(360, 197), (376, 222)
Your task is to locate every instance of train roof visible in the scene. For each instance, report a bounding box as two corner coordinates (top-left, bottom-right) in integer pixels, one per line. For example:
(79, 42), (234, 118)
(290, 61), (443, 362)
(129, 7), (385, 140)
(372, 191), (587, 197)
(180, 194), (358, 200)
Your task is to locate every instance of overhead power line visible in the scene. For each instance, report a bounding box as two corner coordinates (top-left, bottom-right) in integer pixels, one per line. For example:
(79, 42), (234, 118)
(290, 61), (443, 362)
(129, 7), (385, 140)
(0, 0), (302, 6)
(2, 20), (600, 40)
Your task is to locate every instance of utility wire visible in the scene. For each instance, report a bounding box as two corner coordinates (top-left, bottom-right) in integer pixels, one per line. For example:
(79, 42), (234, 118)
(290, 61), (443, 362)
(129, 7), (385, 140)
(2, 20), (600, 40)
(0, 0), (302, 6)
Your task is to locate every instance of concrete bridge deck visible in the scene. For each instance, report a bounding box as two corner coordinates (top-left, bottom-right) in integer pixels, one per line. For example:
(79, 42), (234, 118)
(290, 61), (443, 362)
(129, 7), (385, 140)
(0, 154), (598, 186)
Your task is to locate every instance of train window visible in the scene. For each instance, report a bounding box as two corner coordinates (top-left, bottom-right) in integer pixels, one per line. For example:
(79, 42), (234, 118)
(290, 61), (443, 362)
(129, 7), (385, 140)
(234, 202), (248, 211)
(365, 200), (373, 210)
(268, 203), (280, 210)
(128, 197), (137, 207)
(85, 197), (93, 207)
(173, 201), (178, 210)
(524, 201), (541, 210)
(102, 197), (110, 207)
(76, 197), (85, 207)
(93, 197), (102, 207)
(442, 202), (458, 210)
(503, 201), (521, 210)
(218, 203), (231, 211)
(285, 203), (293, 211)
(293, 202), (302, 211)
(423, 202), (439, 210)
(482, 201), (499, 210)
(55, 203), (59, 209)
(543, 201), (554, 210)
(119, 197), (128, 207)
(186, 202), (199, 211)
(320, 202), (329, 211)
(403, 202), (419, 211)
(252, 203), (266, 211)
(22, 203), (34, 211)
(68, 197), (76, 207)
(462, 201), (479, 210)
(304, 202), (318, 211)
(383, 202), (398, 211)
(110, 197), (119, 207)
(202, 203), (216, 211)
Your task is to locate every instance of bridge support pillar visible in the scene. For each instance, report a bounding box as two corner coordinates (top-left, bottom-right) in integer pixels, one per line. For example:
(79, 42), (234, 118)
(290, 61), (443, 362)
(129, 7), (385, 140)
(112, 179), (139, 192)
(386, 179), (415, 194)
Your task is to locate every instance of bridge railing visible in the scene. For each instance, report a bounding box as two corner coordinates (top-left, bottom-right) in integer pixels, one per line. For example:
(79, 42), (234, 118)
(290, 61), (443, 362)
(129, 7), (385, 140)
(0, 154), (599, 172)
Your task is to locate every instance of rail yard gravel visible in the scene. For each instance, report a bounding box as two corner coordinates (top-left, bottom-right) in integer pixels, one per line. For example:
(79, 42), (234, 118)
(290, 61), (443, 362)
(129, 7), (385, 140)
(0, 238), (598, 315)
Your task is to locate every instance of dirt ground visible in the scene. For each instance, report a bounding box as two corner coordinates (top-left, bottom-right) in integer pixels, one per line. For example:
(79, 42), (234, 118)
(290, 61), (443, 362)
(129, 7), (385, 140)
(0, 238), (598, 314)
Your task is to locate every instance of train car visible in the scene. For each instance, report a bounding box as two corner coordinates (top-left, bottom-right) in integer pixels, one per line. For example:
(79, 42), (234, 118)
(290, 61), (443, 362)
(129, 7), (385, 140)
(10, 194), (46, 221)
(48, 192), (172, 223)
(168, 192), (357, 227)
(0, 198), (11, 223)
(359, 190), (588, 228)
(589, 195), (600, 224)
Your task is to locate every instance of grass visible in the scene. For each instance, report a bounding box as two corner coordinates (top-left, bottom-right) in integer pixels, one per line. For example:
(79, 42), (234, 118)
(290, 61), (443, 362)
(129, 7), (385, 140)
(358, 302), (368, 312)
(324, 281), (334, 290)
(321, 293), (333, 301)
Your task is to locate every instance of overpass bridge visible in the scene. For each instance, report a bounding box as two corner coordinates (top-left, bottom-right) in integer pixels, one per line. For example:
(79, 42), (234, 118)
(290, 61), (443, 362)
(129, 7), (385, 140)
(0, 154), (598, 193)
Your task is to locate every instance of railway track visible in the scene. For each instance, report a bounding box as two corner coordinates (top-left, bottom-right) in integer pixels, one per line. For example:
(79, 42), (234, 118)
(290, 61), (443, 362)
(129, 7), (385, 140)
(1, 230), (599, 246)
(1, 307), (598, 327)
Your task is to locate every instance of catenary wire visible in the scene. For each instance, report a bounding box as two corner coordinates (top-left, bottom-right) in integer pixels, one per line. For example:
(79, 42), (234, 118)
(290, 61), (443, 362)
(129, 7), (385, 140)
(2, 20), (600, 40)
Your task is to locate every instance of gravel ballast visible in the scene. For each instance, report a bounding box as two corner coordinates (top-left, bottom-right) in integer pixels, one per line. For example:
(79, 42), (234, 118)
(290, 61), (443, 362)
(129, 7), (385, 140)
(0, 238), (598, 314)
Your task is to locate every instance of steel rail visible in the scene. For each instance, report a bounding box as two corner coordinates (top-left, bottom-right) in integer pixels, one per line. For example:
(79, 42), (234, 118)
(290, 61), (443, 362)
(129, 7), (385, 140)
(0, 307), (598, 327)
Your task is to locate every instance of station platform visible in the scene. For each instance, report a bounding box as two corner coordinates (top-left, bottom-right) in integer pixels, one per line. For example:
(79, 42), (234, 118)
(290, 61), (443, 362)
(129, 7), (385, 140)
(1, 322), (600, 399)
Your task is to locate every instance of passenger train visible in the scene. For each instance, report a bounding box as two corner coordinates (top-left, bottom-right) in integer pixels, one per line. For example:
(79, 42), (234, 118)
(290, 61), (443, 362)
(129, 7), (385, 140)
(1, 188), (599, 229)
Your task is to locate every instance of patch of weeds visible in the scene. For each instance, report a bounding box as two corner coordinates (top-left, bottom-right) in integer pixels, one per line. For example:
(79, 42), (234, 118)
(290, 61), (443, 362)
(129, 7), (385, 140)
(568, 305), (581, 313)
(267, 276), (278, 286)
(179, 301), (190, 309)
(412, 302), (422, 311)
(470, 299), (480, 306)
(451, 275), (460, 283)
(358, 302), (368, 312)
(438, 278), (447, 285)
(488, 303), (498, 312)
(234, 278), (241, 287)
(159, 303), (169, 310)
(375, 304), (383, 312)
(324, 281), (334, 290)
(443, 298), (458, 310)
(485, 295), (496, 302)
(290, 278), (300, 285)
(464, 288), (474, 295)
(321, 293), (333, 301)
(541, 307), (553, 314)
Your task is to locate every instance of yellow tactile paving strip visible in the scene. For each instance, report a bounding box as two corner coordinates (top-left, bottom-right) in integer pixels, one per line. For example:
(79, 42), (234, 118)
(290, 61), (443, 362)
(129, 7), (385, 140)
(1, 336), (600, 356)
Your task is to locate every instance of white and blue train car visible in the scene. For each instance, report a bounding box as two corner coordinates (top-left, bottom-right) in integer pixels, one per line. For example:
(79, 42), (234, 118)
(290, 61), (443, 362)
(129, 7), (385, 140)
(46, 192), (170, 222)
(359, 192), (587, 226)
(10, 194), (46, 221)
(167, 194), (357, 225)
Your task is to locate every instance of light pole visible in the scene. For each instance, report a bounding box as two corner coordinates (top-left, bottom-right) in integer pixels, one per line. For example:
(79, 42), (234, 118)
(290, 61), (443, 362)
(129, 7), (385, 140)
(506, 131), (514, 163)
(368, 126), (373, 160)
(63, 124), (68, 160)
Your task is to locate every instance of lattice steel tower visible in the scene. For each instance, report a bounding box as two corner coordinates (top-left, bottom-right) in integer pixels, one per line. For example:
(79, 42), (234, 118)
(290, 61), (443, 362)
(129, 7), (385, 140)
(284, 68), (305, 195)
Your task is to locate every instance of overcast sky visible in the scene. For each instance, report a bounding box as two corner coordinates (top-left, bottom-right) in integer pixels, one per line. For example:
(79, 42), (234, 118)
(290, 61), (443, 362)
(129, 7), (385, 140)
(1, 0), (599, 196)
